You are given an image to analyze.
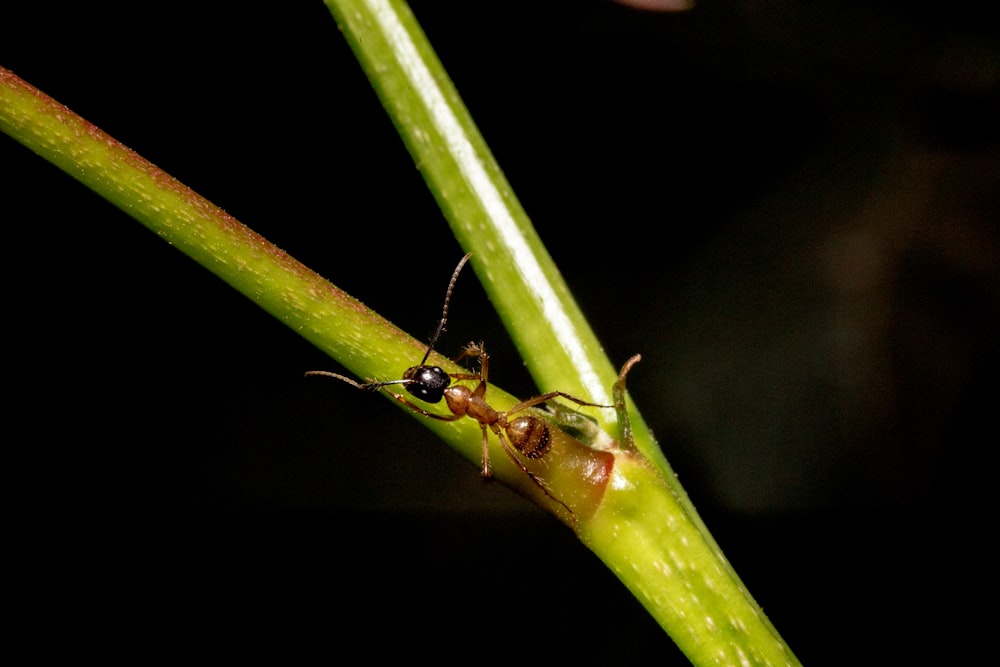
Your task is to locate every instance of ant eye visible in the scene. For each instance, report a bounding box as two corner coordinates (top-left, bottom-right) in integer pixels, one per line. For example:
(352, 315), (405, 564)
(403, 365), (450, 402)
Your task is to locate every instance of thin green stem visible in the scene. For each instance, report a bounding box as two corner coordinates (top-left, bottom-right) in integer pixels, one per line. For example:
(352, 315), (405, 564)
(0, 63), (486, 466)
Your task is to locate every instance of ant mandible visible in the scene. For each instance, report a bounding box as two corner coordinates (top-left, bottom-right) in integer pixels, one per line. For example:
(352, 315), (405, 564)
(306, 252), (613, 519)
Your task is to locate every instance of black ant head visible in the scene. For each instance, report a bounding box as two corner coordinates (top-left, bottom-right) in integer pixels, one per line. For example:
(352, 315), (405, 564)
(402, 365), (451, 403)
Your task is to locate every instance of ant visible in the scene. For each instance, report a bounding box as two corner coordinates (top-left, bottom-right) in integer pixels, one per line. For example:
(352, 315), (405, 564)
(306, 252), (614, 520)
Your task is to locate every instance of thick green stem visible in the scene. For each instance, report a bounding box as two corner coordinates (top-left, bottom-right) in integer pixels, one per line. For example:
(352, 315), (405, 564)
(583, 455), (795, 665)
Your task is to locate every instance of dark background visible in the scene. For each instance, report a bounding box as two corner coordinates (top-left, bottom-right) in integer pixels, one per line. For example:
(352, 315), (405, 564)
(4, 1), (997, 663)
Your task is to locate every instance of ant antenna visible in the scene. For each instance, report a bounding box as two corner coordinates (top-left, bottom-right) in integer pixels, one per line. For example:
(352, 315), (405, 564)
(419, 252), (472, 366)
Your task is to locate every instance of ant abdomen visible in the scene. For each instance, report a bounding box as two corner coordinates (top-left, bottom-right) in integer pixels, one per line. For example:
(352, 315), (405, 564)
(507, 416), (551, 459)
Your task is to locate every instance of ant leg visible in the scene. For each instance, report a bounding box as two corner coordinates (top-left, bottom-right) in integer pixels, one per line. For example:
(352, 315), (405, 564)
(477, 347), (489, 384)
(454, 342), (489, 381)
(448, 372), (483, 382)
(507, 390), (612, 415)
(381, 390), (464, 421)
(454, 343), (490, 399)
(493, 428), (576, 522)
(474, 347), (491, 400)
(479, 424), (492, 477)
(455, 341), (487, 365)
(613, 354), (642, 451)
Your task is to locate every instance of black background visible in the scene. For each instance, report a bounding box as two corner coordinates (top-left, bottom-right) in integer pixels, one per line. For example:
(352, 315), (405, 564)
(4, 2), (997, 663)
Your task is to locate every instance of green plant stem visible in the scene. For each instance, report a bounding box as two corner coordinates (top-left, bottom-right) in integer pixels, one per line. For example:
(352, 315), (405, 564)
(584, 456), (796, 666)
(0, 64), (480, 441)
(2, 15), (800, 662)
(321, 4), (801, 663)
(324, 0), (639, 438)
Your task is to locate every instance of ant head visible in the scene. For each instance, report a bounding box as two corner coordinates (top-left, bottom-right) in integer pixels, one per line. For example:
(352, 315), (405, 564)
(402, 365), (450, 403)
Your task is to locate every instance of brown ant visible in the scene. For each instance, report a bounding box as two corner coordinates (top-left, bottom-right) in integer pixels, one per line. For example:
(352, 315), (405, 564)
(306, 252), (614, 519)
